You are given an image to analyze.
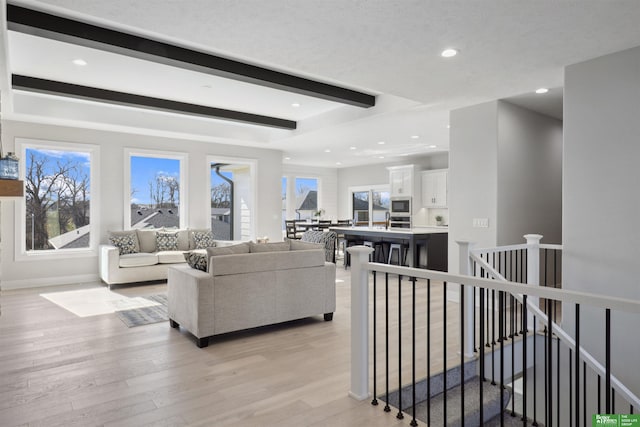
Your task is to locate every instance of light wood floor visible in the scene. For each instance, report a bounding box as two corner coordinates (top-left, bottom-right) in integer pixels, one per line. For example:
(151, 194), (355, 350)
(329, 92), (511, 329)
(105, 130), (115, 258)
(0, 267), (481, 427)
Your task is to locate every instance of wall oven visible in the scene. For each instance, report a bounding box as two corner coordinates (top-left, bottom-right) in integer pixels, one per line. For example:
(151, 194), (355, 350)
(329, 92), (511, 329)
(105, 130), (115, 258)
(389, 197), (412, 228)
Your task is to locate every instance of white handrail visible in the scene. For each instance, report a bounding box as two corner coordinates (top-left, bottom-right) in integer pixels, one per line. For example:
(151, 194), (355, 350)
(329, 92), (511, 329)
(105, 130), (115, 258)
(471, 245), (640, 410)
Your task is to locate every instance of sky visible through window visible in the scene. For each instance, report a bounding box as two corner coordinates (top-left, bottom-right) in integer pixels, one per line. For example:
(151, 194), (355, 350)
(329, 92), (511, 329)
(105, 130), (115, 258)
(130, 156), (180, 205)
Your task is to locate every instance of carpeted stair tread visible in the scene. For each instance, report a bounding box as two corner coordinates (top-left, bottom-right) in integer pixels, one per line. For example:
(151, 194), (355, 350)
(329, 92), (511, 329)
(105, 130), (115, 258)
(406, 377), (510, 426)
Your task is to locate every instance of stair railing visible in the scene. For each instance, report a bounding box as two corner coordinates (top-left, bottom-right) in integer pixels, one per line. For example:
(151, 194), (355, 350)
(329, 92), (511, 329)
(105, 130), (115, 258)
(348, 242), (640, 426)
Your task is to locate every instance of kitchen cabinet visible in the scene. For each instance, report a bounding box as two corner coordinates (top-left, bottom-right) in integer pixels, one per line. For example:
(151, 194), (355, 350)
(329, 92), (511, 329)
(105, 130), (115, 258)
(388, 165), (414, 197)
(421, 169), (448, 207)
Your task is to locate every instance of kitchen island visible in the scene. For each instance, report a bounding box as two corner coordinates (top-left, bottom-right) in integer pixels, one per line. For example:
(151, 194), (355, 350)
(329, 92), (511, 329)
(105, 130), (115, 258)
(330, 226), (448, 271)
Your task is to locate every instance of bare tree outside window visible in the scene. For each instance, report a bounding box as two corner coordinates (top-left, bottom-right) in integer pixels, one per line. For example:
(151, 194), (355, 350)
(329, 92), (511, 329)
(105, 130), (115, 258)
(25, 148), (91, 251)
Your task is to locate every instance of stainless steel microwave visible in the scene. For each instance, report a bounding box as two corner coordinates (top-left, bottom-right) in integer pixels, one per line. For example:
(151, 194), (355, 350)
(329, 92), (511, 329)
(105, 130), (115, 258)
(390, 197), (411, 214)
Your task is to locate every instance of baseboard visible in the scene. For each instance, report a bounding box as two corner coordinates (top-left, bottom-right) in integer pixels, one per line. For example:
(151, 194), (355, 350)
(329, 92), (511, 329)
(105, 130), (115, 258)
(1, 273), (101, 290)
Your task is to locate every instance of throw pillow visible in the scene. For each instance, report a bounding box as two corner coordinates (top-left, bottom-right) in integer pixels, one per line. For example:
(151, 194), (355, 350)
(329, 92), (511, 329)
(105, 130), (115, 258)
(183, 251), (208, 271)
(156, 231), (179, 251)
(193, 230), (216, 249)
(135, 228), (160, 253)
(109, 232), (139, 255)
(249, 241), (290, 253)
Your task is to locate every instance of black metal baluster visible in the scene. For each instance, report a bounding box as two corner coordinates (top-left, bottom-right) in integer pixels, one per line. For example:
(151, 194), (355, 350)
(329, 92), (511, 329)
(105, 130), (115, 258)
(427, 279), (431, 426)
(480, 287), (485, 425)
(533, 311), (538, 427)
(522, 294), (528, 424)
(511, 297), (516, 416)
(570, 348), (573, 427)
(547, 299), (554, 427)
(460, 283), (465, 427)
(631, 405), (634, 414)
(557, 335), (561, 427)
(492, 286), (496, 385)
(605, 309), (611, 414)
(443, 281), (448, 424)
(500, 290), (505, 426)
(575, 304), (580, 426)
(410, 277), (417, 427)
(384, 273), (391, 413)
(598, 375), (601, 414)
(397, 275), (403, 420)
(583, 362), (586, 427)
(473, 262), (477, 353)
(371, 271), (378, 406)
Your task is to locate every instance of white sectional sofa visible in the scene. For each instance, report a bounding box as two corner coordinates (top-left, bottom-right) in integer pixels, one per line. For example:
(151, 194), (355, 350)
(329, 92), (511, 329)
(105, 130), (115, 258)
(99, 227), (240, 286)
(167, 240), (336, 348)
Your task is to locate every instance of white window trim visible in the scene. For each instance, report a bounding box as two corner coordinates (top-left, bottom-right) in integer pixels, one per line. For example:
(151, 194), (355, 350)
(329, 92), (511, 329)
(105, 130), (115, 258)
(15, 138), (101, 260)
(124, 148), (188, 230)
(206, 155), (257, 241)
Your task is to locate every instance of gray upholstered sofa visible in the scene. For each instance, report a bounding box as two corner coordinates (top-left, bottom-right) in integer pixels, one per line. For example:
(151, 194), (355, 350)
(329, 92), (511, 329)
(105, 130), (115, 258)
(167, 241), (336, 347)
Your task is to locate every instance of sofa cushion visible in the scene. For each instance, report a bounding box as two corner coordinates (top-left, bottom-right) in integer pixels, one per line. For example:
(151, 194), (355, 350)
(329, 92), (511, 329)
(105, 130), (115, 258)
(109, 231), (139, 255)
(249, 241), (290, 253)
(136, 228), (160, 253)
(188, 228), (211, 249)
(290, 240), (323, 251)
(156, 231), (179, 251)
(183, 251), (208, 271)
(157, 251), (187, 264)
(193, 230), (216, 249)
(119, 252), (158, 267)
(206, 242), (250, 258)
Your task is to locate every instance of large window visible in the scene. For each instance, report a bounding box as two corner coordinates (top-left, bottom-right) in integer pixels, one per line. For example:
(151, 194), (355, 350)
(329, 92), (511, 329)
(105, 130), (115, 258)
(22, 141), (97, 253)
(127, 150), (186, 229)
(295, 177), (318, 220)
(210, 164), (232, 239)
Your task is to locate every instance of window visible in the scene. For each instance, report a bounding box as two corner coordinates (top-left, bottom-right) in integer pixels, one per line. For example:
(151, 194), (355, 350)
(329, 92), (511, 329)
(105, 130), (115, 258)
(295, 177), (318, 220)
(126, 150), (186, 229)
(21, 140), (98, 254)
(281, 177), (287, 229)
(210, 164), (232, 239)
(350, 186), (390, 227)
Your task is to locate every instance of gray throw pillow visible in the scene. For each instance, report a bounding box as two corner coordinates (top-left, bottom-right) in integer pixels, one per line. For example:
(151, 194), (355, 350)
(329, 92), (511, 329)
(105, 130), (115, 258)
(156, 231), (179, 251)
(183, 251), (208, 271)
(108, 231), (139, 255)
(249, 241), (290, 253)
(193, 230), (216, 249)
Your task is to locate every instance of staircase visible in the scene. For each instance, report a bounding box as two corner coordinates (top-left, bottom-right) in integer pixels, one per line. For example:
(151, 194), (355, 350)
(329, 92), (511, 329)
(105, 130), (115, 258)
(381, 361), (513, 426)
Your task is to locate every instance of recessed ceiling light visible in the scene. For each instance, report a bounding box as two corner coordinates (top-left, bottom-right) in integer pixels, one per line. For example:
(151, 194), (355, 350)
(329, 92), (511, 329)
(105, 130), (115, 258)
(441, 48), (458, 58)
(446, 124), (451, 129)
(284, 156), (291, 160)
(72, 58), (87, 66)
(291, 102), (301, 108)
(377, 141), (385, 145)
(349, 146), (357, 150)
(378, 156), (385, 159)
(535, 88), (549, 94)
(336, 162), (342, 165)
(411, 135), (420, 139)
(428, 145), (437, 149)
(324, 149), (331, 153)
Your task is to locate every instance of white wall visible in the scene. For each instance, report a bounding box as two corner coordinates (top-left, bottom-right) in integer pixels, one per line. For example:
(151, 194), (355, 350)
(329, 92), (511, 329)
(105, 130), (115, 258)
(497, 101), (563, 245)
(448, 101), (499, 274)
(282, 164), (338, 221)
(563, 46), (640, 396)
(1, 120), (283, 289)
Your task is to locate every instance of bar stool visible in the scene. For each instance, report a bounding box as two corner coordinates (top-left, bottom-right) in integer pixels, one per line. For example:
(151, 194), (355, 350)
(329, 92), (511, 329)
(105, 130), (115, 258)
(388, 243), (409, 266)
(363, 241), (385, 263)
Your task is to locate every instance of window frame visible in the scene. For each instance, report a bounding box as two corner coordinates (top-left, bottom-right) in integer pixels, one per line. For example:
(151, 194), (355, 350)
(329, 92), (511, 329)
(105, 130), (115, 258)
(124, 148), (188, 230)
(15, 138), (101, 260)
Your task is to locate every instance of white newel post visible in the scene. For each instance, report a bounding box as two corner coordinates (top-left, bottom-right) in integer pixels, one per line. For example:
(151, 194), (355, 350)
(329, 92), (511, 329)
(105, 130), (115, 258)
(524, 234), (543, 331)
(457, 240), (476, 358)
(347, 245), (374, 401)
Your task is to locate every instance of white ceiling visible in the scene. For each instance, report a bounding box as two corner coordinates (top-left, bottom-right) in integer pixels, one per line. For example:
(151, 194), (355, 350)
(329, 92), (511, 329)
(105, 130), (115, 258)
(4, 0), (640, 167)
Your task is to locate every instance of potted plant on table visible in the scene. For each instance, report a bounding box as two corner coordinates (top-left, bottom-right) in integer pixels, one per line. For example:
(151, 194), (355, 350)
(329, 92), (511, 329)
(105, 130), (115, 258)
(435, 215), (444, 226)
(313, 208), (325, 220)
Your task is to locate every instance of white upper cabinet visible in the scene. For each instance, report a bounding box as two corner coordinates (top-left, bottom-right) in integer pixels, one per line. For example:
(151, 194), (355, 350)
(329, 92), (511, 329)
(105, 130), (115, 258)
(388, 165), (414, 197)
(421, 169), (448, 207)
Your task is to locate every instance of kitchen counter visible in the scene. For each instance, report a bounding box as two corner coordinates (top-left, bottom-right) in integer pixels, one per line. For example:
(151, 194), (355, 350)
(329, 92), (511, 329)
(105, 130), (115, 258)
(330, 226), (448, 271)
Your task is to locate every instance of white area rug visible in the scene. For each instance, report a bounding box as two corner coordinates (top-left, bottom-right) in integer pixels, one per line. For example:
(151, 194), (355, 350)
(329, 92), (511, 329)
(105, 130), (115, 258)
(40, 287), (161, 317)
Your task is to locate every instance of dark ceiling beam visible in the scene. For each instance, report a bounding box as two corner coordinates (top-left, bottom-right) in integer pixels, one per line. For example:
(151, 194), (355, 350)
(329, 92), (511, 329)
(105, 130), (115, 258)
(12, 75), (297, 130)
(7, 4), (376, 108)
